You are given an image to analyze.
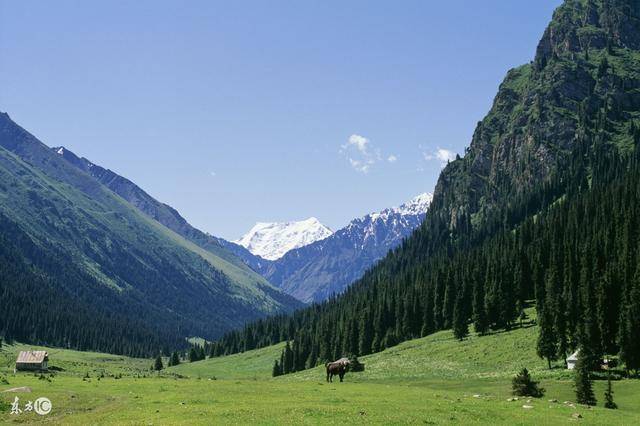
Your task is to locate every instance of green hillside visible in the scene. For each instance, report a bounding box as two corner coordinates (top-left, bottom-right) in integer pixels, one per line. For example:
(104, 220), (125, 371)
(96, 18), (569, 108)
(1, 320), (639, 424)
(0, 113), (300, 356)
(169, 342), (286, 379)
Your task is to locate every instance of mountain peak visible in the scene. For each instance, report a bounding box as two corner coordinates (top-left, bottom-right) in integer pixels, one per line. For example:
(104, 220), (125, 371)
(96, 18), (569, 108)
(395, 192), (433, 216)
(535, 0), (640, 70)
(235, 217), (333, 260)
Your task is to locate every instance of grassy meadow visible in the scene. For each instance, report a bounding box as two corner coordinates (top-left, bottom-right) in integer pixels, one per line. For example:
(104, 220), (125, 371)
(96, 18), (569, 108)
(1, 319), (639, 425)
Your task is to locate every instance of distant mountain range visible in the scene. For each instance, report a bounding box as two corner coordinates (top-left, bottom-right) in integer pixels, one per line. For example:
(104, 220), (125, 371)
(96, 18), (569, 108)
(0, 113), (300, 356)
(212, 0), (640, 369)
(228, 193), (432, 303)
(234, 217), (333, 261)
(52, 143), (433, 305)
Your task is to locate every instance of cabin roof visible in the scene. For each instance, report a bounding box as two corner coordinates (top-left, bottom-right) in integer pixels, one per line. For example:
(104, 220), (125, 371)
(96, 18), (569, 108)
(567, 350), (579, 362)
(16, 351), (48, 364)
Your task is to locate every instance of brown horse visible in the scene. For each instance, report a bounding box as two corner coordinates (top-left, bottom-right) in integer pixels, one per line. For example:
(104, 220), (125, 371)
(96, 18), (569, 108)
(326, 358), (351, 382)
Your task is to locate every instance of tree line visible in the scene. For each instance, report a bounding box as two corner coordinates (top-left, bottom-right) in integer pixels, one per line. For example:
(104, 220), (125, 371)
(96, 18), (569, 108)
(208, 130), (640, 377)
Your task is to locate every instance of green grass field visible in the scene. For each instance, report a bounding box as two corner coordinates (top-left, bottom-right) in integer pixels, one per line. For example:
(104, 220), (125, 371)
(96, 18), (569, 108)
(1, 319), (639, 425)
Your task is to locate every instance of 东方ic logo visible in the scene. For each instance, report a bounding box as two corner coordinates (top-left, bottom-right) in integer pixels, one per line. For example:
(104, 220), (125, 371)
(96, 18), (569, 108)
(34, 397), (52, 415)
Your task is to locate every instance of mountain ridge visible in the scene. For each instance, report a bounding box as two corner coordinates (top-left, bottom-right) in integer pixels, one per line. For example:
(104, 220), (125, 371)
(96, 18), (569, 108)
(51, 145), (254, 270)
(257, 192), (432, 302)
(0, 112), (301, 355)
(234, 217), (333, 261)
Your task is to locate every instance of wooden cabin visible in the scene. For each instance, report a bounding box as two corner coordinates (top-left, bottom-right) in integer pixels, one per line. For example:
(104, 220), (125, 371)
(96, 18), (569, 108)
(15, 351), (49, 371)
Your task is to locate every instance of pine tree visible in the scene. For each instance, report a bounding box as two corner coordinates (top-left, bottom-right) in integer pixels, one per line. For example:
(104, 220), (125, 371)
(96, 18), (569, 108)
(358, 309), (373, 355)
(168, 351), (180, 366)
(272, 360), (281, 377)
(452, 291), (469, 340)
(536, 306), (558, 369)
(189, 347), (198, 363)
(512, 368), (545, 397)
(547, 264), (569, 366)
(472, 279), (488, 335)
(604, 370), (617, 409)
(516, 299), (528, 328)
(283, 341), (294, 374)
(581, 253), (603, 370)
(620, 272), (640, 375)
(597, 272), (618, 355)
(153, 355), (164, 371)
(442, 271), (456, 329)
(421, 286), (435, 337)
(574, 347), (597, 406)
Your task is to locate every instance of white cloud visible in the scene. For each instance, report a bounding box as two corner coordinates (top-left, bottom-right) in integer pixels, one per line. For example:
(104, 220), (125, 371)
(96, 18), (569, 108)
(210, 171), (217, 177)
(387, 154), (397, 163)
(341, 134), (381, 174)
(423, 147), (456, 167)
(347, 134), (369, 152)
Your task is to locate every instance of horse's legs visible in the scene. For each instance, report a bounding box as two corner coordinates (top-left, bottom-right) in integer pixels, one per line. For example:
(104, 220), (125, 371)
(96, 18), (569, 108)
(339, 372), (344, 382)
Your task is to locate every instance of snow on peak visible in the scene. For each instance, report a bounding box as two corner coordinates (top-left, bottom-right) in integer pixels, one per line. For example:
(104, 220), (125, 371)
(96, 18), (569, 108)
(395, 192), (433, 216)
(56, 147), (65, 155)
(366, 193), (433, 221)
(234, 217), (333, 260)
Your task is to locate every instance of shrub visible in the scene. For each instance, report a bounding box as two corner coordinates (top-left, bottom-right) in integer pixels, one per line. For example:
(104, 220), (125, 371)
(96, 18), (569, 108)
(512, 368), (545, 397)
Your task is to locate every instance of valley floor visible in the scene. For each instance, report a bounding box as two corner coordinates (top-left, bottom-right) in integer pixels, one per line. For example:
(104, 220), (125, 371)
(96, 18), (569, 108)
(1, 324), (639, 425)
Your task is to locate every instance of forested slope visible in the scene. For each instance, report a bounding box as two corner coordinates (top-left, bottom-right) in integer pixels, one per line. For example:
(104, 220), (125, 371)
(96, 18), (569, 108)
(0, 113), (300, 356)
(209, 0), (640, 376)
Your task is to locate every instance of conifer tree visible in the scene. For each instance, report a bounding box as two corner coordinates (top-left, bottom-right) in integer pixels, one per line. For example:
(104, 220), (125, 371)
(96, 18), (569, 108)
(272, 360), (281, 377)
(574, 346), (597, 406)
(452, 291), (469, 340)
(536, 306), (558, 369)
(516, 299), (527, 328)
(421, 287), (435, 337)
(433, 276), (444, 330)
(512, 368), (544, 397)
(168, 351), (180, 366)
(581, 254), (603, 369)
(619, 271), (640, 375)
(189, 347), (198, 363)
(358, 309), (373, 355)
(153, 355), (164, 371)
(597, 273), (618, 355)
(604, 370), (617, 409)
(442, 271), (455, 329)
(283, 341), (294, 374)
(555, 306), (569, 366)
(472, 279), (488, 335)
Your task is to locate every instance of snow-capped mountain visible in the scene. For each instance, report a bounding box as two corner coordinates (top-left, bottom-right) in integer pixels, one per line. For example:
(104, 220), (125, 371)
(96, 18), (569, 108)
(253, 193), (433, 302)
(234, 217), (333, 261)
(348, 193), (433, 250)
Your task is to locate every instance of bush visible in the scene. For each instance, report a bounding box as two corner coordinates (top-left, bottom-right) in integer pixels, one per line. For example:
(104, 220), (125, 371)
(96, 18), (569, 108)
(512, 368), (545, 397)
(349, 356), (365, 372)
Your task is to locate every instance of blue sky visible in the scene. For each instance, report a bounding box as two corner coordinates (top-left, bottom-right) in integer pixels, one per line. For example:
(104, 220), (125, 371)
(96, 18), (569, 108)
(0, 0), (562, 239)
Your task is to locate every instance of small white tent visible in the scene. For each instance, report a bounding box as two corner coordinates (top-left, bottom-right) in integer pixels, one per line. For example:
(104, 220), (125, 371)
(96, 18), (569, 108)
(567, 350), (579, 370)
